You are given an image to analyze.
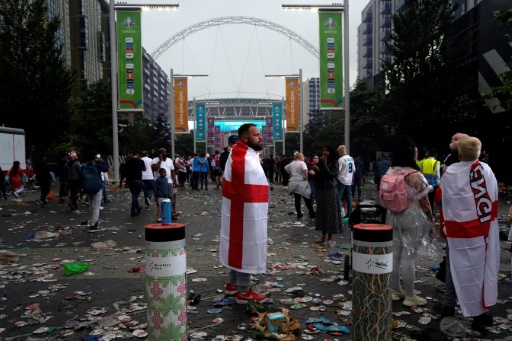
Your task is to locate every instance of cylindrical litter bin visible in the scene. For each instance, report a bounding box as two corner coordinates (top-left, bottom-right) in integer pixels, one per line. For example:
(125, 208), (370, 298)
(145, 223), (187, 341)
(351, 224), (393, 341)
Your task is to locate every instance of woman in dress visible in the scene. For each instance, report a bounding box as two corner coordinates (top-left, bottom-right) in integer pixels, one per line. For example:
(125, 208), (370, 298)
(8, 161), (25, 198)
(312, 145), (342, 244)
(285, 152), (315, 219)
(385, 136), (435, 307)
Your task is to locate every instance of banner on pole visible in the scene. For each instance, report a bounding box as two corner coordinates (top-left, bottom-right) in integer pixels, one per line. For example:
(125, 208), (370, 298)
(117, 10), (143, 110)
(272, 103), (283, 140)
(174, 78), (188, 133)
(319, 10), (343, 109)
(285, 77), (299, 132)
(195, 104), (206, 140)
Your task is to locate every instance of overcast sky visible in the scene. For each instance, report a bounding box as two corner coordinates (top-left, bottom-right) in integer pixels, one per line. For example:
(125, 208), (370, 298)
(137, 0), (367, 101)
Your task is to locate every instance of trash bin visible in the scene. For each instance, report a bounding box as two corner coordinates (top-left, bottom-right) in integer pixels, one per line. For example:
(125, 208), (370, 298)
(351, 223), (393, 341)
(145, 223), (187, 341)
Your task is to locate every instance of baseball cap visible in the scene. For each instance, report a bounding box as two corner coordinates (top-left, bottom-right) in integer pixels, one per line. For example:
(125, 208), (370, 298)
(228, 135), (239, 145)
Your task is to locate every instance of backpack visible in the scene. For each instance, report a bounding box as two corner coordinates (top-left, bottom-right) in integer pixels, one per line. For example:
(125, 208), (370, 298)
(80, 164), (102, 194)
(379, 169), (418, 212)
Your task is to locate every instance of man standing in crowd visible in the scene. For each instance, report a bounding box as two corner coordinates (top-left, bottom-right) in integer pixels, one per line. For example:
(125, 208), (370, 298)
(352, 154), (366, 202)
(419, 147), (440, 213)
(337, 145), (354, 218)
(212, 150), (222, 189)
(439, 136), (499, 330)
(125, 151), (146, 217)
(141, 151), (154, 207)
(151, 148), (177, 212)
(57, 153), (68, 203)
(81, 152), (108, 232)
(220, 123), (269, 304)
(34, 154), (52, 207)
(65, 151), (81, 211)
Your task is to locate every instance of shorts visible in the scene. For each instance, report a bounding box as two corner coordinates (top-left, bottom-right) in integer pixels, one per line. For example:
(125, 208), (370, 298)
(213, 168), (222, 177)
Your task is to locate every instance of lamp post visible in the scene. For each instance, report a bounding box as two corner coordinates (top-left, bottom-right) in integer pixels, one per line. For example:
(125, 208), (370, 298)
(168, 72), (208, 158)
(109, 2), (179, 181)
(265, 73), (302, 155)
(282, 1), (350, 152)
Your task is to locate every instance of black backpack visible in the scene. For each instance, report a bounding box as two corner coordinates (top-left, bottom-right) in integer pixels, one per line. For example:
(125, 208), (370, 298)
(80, 164), (101, 194)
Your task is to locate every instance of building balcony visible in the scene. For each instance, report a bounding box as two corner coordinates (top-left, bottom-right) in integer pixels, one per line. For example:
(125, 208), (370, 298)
(363, 10), (373, 23)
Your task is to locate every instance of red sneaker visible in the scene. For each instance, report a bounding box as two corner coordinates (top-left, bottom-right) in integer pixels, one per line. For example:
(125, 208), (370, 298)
(225, 282), (239, 295)
(236, 288), (267, 304)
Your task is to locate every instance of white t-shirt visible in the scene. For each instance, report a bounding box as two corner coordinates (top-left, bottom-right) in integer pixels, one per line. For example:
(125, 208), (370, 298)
(141, 156), (154, 180)
(338, 154), (355, 185)
(151, 157), (175, 183)
(284, 160), (307, 181)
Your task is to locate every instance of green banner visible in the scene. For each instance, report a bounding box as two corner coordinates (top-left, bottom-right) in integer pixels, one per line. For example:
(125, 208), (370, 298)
(117, 10), (143, 110)
(319, 11), (343, 109)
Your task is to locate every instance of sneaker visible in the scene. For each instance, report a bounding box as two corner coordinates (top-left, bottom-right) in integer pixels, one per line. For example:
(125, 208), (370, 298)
(236, 288), (267, 304)
(156, 218), (161, 223)
(80, 220), (89, 226)
(145, 198), (150, 207)
(391, 289), (405, 301)
(68, 202), (76, 211)
(36, 199), (44, 207)
(13, 192), (19, 199)
(88, 222), (99, 233)
(403, 295), (427, 307)
(225, 283), (239, 295)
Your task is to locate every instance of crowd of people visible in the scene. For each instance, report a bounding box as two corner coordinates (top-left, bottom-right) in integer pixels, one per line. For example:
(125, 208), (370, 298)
(0, 126), (509, 332)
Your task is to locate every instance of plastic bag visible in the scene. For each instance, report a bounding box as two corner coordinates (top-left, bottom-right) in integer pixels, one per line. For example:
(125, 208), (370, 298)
(439, 317), (466, 337)
(64, 262), (90, 276)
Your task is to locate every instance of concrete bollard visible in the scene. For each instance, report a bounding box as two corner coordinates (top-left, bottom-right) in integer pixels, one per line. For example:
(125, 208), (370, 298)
(145, 223), (187, 341)
(351, 224), (393, 341)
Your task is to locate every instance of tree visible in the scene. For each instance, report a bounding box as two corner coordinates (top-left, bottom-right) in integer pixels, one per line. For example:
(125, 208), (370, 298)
(68, 81), (113, 155)
(0, 0), (74, 151)
(349, 80), (390, 156)
(485, 9), (512, 112)
(383, 0), (474, 147)
(152, 112), (173, 151)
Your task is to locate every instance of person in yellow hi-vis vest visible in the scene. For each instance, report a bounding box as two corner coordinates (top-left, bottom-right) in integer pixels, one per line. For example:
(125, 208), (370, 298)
(419, 147), (440, 215)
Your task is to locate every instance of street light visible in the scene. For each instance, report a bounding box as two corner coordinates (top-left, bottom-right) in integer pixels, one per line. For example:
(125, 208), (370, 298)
(168, 71), (208, 158)
(265, 70), (303, 154)
(109, 2), (179, 181)
(282, 1), (351, 152)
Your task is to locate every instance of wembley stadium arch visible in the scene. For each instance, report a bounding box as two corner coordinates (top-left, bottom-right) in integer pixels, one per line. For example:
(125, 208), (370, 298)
(152, 17), (319, 155)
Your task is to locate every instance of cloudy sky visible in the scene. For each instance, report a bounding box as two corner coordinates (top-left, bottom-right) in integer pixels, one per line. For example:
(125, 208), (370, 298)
(137, 0), (367, 101)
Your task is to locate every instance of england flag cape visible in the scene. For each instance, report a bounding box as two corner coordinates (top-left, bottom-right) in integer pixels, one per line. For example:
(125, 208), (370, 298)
(219, 141), (269, 274)
(440, 160), (499, 317)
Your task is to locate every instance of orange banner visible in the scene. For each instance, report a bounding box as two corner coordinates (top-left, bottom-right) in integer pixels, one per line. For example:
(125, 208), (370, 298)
(285, 77), (300, 132)
(174, 78), (188, 133)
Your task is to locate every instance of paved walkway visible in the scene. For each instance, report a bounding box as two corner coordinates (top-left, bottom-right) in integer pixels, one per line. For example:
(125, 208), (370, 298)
(0, 181), (511, 340)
